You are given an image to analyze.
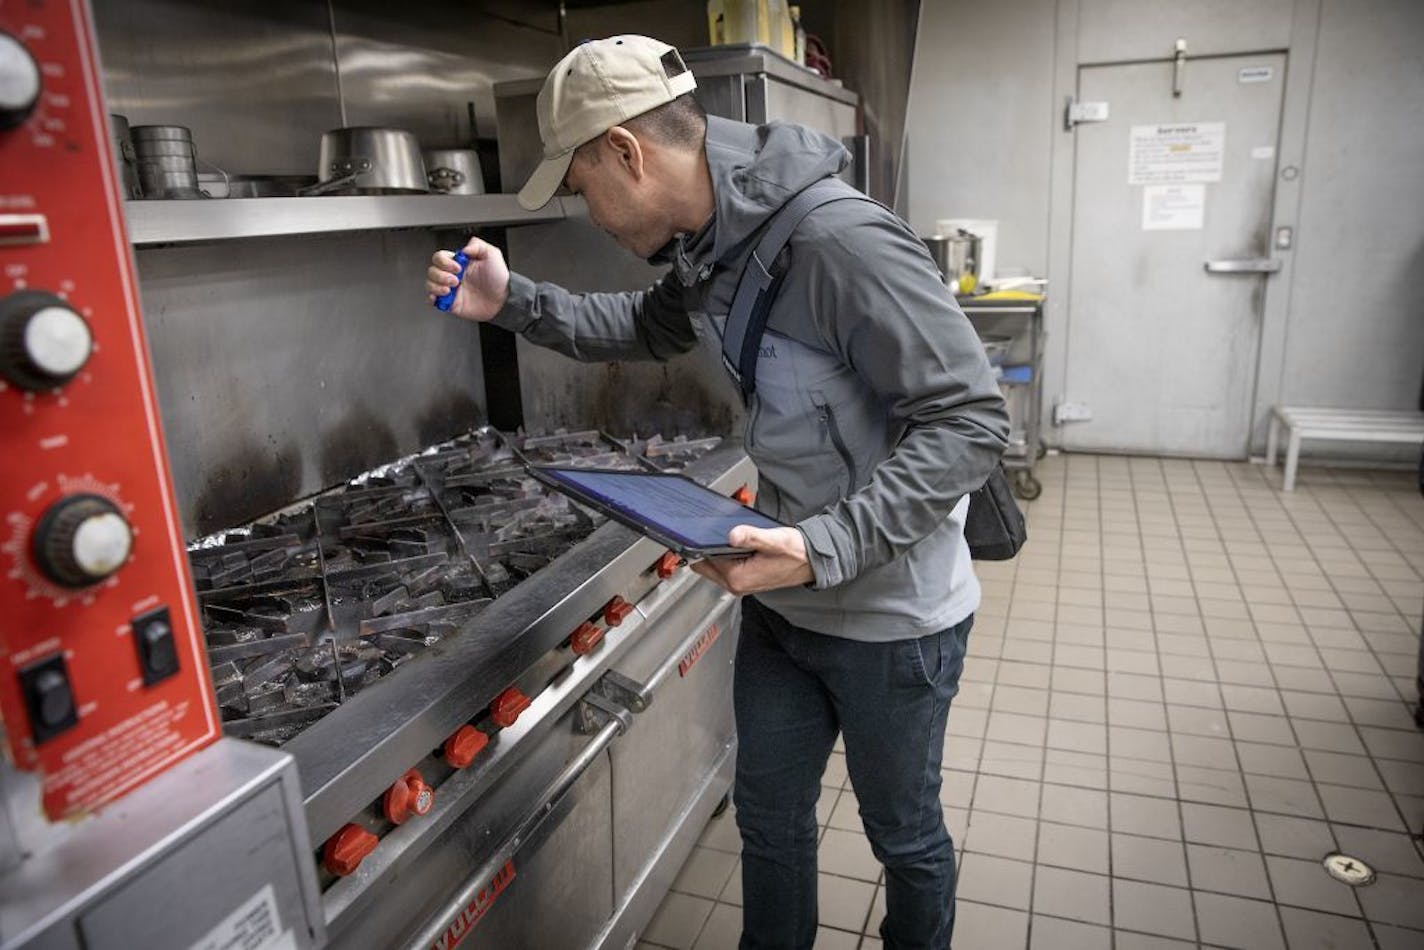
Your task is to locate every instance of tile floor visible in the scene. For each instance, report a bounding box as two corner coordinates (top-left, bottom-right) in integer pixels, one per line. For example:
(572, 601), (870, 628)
(639, 454), (1424, 949)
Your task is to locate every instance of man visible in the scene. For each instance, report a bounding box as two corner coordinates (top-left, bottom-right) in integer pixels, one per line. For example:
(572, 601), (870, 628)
(425, 35), (1008, 949)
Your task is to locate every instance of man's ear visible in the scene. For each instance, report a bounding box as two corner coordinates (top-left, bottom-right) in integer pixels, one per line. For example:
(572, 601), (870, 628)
(605, 126), (645, 180)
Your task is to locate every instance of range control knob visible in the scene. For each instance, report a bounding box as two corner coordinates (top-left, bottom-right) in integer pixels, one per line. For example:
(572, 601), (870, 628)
(0, 31), (42, 131)
(383, 769), (434, 825)
(0, 292), (94, 391)
(32, 494), (134, 588)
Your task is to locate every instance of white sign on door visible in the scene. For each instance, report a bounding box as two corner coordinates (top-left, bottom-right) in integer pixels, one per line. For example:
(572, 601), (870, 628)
(1142, 184), (1206, 230)
(1128, 123), (1225, 185)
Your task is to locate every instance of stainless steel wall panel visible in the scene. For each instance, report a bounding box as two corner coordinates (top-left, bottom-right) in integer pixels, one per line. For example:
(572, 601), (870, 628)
(330, 0), (560, 153)
(133, 231), (488, 537)
(92, 0), (342, 174)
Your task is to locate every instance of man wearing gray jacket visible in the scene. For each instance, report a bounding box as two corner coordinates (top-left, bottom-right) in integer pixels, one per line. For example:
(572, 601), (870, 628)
(425, 35), (1008, 950)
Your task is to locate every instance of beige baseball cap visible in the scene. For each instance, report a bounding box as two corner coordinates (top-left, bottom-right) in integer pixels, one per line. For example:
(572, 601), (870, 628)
(516, 35), (698, 211)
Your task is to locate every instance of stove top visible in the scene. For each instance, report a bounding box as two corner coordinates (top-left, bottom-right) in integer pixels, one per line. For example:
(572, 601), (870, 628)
(188, 428), (721, 745)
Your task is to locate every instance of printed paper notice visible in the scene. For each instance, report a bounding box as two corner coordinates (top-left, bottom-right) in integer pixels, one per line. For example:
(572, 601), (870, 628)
(1128, 123), (1225, 184)
(1142, 184), (1205, 231)
(188, 885), (297, 950)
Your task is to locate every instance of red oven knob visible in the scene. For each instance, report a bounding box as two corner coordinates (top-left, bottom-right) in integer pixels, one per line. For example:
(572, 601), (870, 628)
(444, 725), (489, 769)
(570, 621), (604, 656)
(383, 768), (434, 825)
(654, 551), (682, 579)
(603, 596), (635, 627)
(732, 485), (755, 506)
(490, 687), (531, 728)
(322, 823), (379, 877)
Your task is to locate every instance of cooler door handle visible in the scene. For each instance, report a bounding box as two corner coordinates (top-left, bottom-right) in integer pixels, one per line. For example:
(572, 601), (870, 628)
(1204, 258), (1282, 274)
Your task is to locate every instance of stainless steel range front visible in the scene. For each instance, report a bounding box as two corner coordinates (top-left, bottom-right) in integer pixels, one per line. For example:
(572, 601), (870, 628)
(188, 426), (752, 949)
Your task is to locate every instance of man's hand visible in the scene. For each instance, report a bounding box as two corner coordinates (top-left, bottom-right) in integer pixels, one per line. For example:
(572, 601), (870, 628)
(425, 238), (510, 321)
(690, 525), (814, 595)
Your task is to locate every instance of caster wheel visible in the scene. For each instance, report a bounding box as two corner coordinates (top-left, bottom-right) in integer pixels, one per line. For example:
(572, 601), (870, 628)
(1035, 441), (1048, 461)
(711, 792), (731, 818)
(1013, 471), (1042, 501)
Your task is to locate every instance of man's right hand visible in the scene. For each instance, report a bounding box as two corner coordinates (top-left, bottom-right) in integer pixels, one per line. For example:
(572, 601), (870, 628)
(425, 238), (510, 322)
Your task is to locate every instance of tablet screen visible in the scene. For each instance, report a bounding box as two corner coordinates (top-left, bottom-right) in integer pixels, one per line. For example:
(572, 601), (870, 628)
(536, 468), (782, 551)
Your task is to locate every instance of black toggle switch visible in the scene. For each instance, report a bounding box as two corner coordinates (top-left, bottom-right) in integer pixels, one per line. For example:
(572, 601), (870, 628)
(133, 606), (180, 686)
(19, 653), (78, 744)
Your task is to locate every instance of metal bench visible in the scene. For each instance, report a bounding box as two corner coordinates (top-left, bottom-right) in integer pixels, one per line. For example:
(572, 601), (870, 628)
(1266, 406), (1424, 491)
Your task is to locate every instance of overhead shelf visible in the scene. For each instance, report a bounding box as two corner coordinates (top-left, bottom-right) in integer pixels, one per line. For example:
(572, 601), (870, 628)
(125, 194), (568, 246)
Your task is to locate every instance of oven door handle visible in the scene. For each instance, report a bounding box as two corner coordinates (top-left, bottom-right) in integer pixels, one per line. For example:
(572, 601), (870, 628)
(402, 701), (631, 950)
(597, 588), (736, 713)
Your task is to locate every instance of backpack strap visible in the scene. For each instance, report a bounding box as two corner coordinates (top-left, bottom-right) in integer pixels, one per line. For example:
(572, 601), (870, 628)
(720, 177), (871, 401)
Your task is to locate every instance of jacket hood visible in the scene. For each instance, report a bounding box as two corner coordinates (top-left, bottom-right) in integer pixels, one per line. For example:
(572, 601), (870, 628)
(661, 114), (850, 282)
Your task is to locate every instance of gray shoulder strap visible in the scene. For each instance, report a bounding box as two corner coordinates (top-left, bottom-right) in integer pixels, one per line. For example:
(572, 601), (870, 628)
(720, 178), (872, 399)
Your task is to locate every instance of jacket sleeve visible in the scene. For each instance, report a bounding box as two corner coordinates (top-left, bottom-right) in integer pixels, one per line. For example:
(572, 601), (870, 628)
(488, 270), (698, 362)
(794, 208), (1010, 587)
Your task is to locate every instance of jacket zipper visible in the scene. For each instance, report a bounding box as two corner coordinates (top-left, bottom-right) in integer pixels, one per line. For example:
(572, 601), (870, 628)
(813, 394), (857, 492)
(746, 392), (761, 449)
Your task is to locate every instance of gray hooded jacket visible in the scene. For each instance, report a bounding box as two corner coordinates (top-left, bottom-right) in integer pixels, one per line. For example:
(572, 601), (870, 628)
(492, 114), (1009, 642)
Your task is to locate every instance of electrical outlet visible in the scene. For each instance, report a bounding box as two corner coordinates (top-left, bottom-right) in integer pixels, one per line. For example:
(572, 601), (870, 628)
(1054, 401), (1094, 425)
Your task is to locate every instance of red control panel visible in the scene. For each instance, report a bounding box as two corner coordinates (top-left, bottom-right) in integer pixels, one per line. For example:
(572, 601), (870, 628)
(0, 1), (219, 819)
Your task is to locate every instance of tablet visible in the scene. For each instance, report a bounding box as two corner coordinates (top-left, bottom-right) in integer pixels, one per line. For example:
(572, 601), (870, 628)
(528, 466), (785, 558)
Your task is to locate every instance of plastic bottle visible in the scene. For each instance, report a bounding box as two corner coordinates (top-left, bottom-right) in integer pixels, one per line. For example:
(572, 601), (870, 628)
(708, 0), (763, 45)
(766, 0), (794, 58)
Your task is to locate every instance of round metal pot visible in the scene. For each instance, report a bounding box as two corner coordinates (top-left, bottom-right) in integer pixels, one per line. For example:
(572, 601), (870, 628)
(422, 148), (485, 195)
(307, 127), (428, 196)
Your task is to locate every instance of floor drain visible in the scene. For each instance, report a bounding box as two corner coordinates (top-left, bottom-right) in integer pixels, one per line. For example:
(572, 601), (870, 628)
(1322, 852), (1376, 887)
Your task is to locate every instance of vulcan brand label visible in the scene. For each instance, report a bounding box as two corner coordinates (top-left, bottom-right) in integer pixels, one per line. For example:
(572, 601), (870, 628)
(432, 861), (517, 949)
(678, 624), (721, 676)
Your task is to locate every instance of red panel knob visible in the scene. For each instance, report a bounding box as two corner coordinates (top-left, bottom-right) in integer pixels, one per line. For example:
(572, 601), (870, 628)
(383, 768), (434, 825)
(655, 551), (682, 579)
(570, 621), (604, 656)
(444, 725), (489, 769)
(732, 485), (755, 506)
(322, 823), (379, 877)
(490, 686), (531, 728)
(603, 595), (635, 627)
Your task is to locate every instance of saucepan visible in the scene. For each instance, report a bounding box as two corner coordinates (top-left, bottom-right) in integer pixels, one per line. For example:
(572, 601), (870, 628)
(302, 127), (428, 196)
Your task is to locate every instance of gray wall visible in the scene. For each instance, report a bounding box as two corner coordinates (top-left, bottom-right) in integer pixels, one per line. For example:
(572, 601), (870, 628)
(1277, 0), (1424, 411)
(905, 0), (1424, 452)
(94, 0), (560, 536)
(903, 0), (1056, 274)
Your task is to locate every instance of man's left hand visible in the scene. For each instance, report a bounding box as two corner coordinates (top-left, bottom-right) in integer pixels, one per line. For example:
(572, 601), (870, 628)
(690, 525), (814, 595)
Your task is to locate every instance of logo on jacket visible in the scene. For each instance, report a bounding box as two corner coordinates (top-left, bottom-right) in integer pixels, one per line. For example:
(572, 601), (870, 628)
(759, 343), (778, 360)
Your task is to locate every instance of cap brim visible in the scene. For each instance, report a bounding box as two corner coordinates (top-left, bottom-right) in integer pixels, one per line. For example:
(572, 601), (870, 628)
(516, 150), (575, 211)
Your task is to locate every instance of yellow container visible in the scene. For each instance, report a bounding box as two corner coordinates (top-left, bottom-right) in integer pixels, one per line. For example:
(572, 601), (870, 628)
(707, 0), (768, 45)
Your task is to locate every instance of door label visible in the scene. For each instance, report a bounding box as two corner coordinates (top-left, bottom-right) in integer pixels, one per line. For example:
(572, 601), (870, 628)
(187, 884), (295, 950)
(1142, 184), (1205, 231)
(1129, 123), (1225, 184)
(1238, 66), (1274, 84)
(1251, 145), (1276, 160)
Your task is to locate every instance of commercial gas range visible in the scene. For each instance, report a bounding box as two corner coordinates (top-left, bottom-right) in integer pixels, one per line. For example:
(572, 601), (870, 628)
(3, 4), (755, 947)
(183, 425), (752, 948)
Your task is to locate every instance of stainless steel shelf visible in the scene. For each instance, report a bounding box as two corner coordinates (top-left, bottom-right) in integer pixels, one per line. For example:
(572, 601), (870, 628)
(125, 193), (567, 246)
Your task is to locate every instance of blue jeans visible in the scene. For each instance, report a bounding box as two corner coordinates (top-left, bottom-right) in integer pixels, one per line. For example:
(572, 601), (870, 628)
(734, 596), (971, 950)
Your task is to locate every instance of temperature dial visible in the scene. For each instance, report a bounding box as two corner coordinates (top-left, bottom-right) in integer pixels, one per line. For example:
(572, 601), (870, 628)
(0, 31), (41, 131)
(32, 494), (134, 588)
(0, 292), (94, 391)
